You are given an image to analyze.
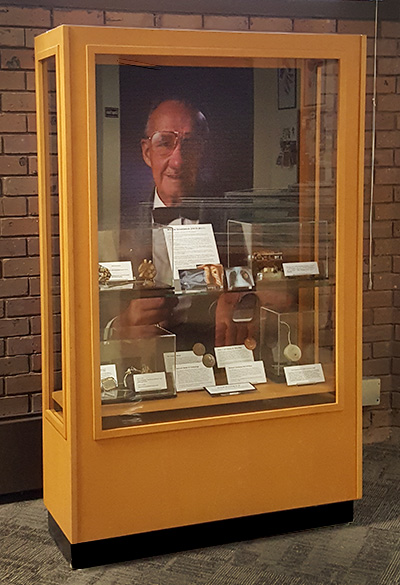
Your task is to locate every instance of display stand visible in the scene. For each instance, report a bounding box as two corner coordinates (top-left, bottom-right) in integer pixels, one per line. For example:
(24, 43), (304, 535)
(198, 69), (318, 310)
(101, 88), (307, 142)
(35, 26), (365, 567)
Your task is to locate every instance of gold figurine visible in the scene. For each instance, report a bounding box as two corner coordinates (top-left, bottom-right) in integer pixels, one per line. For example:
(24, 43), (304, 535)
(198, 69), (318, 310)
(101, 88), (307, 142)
(138, 259), (157, 287)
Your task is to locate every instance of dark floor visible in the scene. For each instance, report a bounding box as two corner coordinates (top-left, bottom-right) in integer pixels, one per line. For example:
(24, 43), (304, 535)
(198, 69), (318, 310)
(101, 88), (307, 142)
(0, 441), (399, 585)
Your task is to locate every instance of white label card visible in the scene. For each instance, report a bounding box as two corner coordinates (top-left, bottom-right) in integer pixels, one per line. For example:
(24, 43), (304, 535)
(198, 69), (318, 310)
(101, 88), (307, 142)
(164, 224), (220, 279)
(133, 372), (167, 393)
(226, 361), (267, 385)
(282, 262), (319, 277)
(214, 345), (254, 368)
(176, 363), (216, 392)
(99, 261), (134, 281)
(205, 383), (256, 396)
(100, 363), (118, 383)
(163, 350), (202, 373)
(284, 363), (325, 386)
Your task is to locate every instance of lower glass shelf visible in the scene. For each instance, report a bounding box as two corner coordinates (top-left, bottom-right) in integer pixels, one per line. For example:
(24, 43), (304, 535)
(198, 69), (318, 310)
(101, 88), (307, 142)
(100, 375), (335, 428)
(52, 370), (335, 431)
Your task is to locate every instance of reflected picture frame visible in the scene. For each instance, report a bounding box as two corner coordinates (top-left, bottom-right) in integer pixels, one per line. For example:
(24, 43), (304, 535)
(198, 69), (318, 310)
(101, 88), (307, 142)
(277, 68), (297, 110)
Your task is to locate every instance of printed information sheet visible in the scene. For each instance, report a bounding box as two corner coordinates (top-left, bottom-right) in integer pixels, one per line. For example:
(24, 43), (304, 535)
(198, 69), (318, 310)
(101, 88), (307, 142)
(99, 261), (134, 281)
(284, 363), (325, 386)
(282, 261), (319, 277)
(214, 344), (254, 368)
(164, 224), (220, 279)
(205, 383), (256, 396)
(163, 350), (202, 373)
(134, 372), (167, 393)
(175, 362), (216, 391)
(226, 361), (267, 385)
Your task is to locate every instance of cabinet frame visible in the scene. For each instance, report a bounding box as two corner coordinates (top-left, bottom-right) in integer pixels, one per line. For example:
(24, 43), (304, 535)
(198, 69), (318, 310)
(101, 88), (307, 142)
(35, 25), (365, 558)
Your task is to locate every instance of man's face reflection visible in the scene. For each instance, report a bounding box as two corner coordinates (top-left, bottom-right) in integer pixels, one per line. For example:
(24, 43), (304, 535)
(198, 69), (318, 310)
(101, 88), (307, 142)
(141, 100), (205, 207)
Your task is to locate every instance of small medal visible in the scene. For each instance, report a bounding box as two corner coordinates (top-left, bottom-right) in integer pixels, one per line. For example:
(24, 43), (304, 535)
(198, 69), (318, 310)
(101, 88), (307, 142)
(202, 353), (216, 368)
(192, 342), (206, 356)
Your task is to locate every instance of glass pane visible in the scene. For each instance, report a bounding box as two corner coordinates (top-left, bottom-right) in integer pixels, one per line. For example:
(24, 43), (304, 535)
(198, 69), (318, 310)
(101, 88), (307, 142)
(96, 57), (337, 430)
(43, 55), (63, 418)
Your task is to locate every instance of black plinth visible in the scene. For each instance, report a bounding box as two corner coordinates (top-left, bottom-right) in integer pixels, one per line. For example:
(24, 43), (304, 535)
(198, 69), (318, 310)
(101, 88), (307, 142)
(49, 500), (354, 569)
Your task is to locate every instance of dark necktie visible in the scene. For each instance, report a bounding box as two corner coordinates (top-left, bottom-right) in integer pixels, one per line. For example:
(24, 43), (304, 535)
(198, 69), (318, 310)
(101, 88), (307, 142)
(152, 206), (200, 225)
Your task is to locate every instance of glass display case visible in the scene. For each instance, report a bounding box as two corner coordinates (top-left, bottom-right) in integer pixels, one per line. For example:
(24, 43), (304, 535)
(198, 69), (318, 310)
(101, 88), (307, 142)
(35, 26), (365, 567)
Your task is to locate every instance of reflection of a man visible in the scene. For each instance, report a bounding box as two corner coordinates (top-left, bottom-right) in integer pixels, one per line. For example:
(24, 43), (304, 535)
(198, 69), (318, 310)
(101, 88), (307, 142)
(111, 99), (208, 339)
(110, 98), (292, 344)
(141, 99), (209, 211)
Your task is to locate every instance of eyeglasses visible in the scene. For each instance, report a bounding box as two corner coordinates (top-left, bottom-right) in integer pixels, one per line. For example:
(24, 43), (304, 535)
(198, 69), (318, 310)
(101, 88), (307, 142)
(146, 131), (205, 157)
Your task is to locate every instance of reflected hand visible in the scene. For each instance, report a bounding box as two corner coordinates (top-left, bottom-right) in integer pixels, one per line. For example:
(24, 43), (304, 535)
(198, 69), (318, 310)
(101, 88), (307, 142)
(214, 289), (294, 347)
(215, 293), (257, 347)
(111, 296), (178, 339)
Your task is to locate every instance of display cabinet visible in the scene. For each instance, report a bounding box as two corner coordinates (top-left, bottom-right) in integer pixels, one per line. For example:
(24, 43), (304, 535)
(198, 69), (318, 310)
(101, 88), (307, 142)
(35, 26), (365, 567)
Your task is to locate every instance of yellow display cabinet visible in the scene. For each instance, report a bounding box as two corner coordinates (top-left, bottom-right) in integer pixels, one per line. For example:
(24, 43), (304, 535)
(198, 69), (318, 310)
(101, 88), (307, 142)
(35, 25), (365, 567)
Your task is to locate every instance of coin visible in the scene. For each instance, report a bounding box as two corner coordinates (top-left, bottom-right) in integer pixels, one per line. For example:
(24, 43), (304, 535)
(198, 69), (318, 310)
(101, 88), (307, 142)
(244, 337), (257, 351)
(202, 353), (216, 368)
(192, 342), (206, 356)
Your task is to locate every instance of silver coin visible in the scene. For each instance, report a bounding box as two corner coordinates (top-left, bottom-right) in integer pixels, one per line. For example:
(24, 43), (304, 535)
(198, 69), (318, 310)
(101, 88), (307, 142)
(192, 342), (206, 356)
(202, 353), (216, 368)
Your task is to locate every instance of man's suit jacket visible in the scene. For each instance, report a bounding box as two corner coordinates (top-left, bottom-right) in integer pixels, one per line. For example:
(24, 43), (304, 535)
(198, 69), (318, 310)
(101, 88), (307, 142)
(99, 186), (224, 350)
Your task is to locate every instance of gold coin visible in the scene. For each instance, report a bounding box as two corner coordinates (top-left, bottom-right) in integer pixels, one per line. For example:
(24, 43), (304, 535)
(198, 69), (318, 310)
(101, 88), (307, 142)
(202, 353), (216, 368)
(244, 337), (257, 351)
(192, 342), (206, 356)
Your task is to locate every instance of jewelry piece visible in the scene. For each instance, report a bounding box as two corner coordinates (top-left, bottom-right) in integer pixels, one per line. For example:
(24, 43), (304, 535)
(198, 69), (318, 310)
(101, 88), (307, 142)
(192, 342), (206, 356)
(138, 259), (157, 286)
(281, 321), (302, 362)
(202, 353), (216, 368)
(251, 251), (283, 263)
(244, 337), (257, 351)
(256, 266), (283, 281)
(100, 376), (117, 392)
(123, 364), (152, 389)
(251, 250), (284, 281)
(98, 264), (111, 285)
(283, 343), (302, 362)
(123, 366), (138, 391)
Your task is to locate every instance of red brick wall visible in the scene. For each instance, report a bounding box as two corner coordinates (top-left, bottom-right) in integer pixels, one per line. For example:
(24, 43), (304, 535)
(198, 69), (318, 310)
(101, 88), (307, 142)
(0, 5), (398, 442)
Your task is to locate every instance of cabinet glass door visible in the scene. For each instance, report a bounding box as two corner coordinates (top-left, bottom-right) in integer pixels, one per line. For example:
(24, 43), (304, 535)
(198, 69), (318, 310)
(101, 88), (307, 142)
(95, 57), (338, 430)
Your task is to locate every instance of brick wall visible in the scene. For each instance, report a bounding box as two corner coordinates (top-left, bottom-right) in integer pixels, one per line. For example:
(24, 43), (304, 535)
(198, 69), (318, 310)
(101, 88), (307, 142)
(0, 5), (398, 442)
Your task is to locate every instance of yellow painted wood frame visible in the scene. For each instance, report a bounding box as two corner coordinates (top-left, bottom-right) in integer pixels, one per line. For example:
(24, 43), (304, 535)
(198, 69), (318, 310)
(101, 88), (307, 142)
(35, 26), (365, 545)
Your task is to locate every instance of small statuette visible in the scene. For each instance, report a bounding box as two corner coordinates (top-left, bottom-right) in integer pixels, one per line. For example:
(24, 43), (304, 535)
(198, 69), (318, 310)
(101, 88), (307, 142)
(192, 342), (206, 356)
(283, 343), (302, 362)
(244, 337), (257, 351)
(140, 364), (152, 374)
(98, 264), (111, 285)
(100, 376), (117, 392)
(138, 259), (157, 286)
(202, 353), (216, 368)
